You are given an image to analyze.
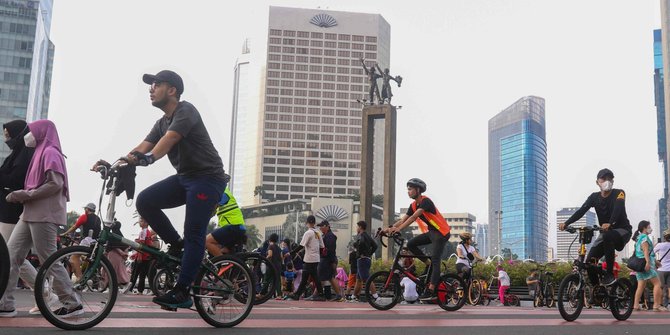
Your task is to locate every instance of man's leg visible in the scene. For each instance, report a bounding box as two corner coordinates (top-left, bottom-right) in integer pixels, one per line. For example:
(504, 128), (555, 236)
(406, 232), (432, 262)
(428, 231), (448, 289)
(136, 175), (186, 246)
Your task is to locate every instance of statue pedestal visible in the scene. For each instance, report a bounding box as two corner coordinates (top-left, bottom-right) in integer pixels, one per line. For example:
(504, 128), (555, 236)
(360, 104), (397, 261)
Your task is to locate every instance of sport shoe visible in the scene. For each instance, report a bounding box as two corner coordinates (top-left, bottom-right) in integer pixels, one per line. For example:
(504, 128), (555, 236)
(29, 292), (60, 315)
(306, 294), (325, 301)
(53, 305), (84, 318)
(152, 286), (192, 309)
(0, 309), (17, 318)
(286, 295), (299, 301)
(419, 289), (437, 301)
(602, 273), (616, 286)
(328, 294), (344, 302)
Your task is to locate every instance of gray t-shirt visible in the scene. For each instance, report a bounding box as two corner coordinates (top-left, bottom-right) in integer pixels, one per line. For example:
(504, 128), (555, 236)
(145, 101), (225, 178)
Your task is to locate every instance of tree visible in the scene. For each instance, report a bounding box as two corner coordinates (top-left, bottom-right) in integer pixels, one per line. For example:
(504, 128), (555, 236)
(281, 211), (309, 244)
(245, 225), (262, 251)
(253, 185), (266, 204)
(501, 248), (518, 260)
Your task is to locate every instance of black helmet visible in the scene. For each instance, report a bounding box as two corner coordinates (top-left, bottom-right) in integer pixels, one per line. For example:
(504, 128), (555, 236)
(407, 178), (427, 193)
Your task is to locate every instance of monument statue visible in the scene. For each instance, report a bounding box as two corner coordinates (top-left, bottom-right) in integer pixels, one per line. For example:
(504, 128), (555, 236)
(375, 64), (402, 105)
(359, 58), (382, 104)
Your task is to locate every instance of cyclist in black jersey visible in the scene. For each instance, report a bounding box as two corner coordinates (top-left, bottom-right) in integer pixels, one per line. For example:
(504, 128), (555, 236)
(559, 168), (632, 286)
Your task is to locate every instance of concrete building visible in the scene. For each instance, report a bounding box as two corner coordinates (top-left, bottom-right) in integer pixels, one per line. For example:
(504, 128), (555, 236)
(256, 6), (390, 202)
(241, 197), (385, 260)
(443, 212), (476, 244)
(0, 0), (54, 160)
(662, 1), (670, 231)
(488, 96), (548, 261)
(556, 207), (596, 260)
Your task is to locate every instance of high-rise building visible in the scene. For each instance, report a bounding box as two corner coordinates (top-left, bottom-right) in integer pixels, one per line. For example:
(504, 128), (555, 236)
(474, 223), (489, 257)
(443, 212), (476, 245)
(556, 207), (596, 260)
(654, 29), (669, 233)
(256, 6), (390, 202)
(488, 96), (548, 261)
(228, 39), (264, 206)
(0, 0), (54, 160)
(661, 1), (670, 231)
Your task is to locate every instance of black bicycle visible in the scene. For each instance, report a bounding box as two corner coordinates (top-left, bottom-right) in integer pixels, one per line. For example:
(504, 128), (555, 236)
(533, 265), (556, 308)
(557, 226), (633, 321)
(34, 160), (254, 330)
(364, 229), (466, 311)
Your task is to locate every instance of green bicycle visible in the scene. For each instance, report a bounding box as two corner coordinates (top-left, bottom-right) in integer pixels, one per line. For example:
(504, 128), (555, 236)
(34, 160), (254, 330)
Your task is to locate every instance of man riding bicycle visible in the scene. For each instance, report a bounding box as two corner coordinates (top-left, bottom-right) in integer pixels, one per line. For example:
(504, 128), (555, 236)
(558, 168), (632, 286)
(385, 178), (451, 301)
(121, 70), (227, 310)
(205, 185), (247, 257)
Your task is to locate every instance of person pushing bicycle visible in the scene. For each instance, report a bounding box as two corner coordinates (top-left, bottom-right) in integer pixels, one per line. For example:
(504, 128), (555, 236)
(385, 178), (451, 301)
(558, 168), (632, 286)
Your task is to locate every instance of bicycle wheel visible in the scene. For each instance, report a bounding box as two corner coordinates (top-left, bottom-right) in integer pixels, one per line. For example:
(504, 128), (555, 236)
(533, 292), (543, 307)
(238, 252), (278, 305)
(545, 283), (555, 308)
(152, 267), (177, 297)
(609, 279), (633, 321)
(193, 254), (254, 328)
(437, 274), (466, 311)
(557, 273), (584, 322)
(468, 279), (482, 305)
(35, 246), (117, 330)
(0, 237), (8, 298)
(510, 295), (520, 306)
(365, 271), (401, 310)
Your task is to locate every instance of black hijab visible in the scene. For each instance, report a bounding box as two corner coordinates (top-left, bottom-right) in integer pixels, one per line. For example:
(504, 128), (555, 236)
(0, 120), (27, 173)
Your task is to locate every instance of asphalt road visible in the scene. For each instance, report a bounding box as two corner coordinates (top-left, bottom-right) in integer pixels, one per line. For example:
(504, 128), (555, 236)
(0, 289), (668, 334)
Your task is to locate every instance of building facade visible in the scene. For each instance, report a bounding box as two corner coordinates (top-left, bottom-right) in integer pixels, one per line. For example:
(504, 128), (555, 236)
(443, 212), (476, 245)
(488, 96), (548, 261)
(556, 207), (596, 260)
(655, 29), (669, 233)
(474, 223), (489, 257)
(258, 6), (390, 201)
(0, 0), (54, 160)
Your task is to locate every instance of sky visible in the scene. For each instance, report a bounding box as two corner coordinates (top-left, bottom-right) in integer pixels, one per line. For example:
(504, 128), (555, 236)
(47, 0), (663, 246)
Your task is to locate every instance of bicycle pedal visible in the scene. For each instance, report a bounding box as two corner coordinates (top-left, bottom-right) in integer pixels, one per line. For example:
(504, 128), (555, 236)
(160, 305), (178, 312)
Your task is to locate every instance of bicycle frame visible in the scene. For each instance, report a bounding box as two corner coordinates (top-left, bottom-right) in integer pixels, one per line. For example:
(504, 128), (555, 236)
(377, 231), (434, 294)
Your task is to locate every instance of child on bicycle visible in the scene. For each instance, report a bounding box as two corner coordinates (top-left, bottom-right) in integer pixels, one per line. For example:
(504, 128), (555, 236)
(205, 186), (246, 257)
(495, 265), (511, 306)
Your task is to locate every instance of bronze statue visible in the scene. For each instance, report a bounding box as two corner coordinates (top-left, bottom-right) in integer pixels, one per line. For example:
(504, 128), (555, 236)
(360, 58), (382, 104)
(375, 64), (402, 104)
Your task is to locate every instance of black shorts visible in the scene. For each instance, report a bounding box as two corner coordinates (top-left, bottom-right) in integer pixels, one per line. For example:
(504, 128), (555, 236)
(211, 225), (246, 250)
(318, 260), (336, 281)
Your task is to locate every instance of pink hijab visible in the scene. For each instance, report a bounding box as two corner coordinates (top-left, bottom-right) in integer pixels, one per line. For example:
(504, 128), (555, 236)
(24, 120), (69, 200)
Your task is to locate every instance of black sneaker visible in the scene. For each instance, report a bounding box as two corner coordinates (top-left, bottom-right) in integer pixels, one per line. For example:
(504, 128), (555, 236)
(152, 286), (192, 309)
(167, 239), (184, 259)
(419, 288), (437, 301)
(602, 273), (617, 286)
(52, 305), (84, 318)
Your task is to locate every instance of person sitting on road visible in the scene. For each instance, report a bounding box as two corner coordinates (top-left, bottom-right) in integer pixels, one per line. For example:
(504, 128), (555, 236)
(400, 276), (418, 304)
(526, 270), (540, 301)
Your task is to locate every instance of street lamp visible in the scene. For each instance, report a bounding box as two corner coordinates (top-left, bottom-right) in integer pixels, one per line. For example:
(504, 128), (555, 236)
(494, 210), (503, 257)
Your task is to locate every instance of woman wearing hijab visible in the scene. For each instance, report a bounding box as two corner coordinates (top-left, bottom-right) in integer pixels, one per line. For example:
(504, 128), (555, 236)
(0, 120), (81, 318)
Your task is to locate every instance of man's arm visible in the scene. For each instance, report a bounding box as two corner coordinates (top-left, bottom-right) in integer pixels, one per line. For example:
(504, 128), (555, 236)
(148, 131), (182, 160)
(562, 195), (594, 228)
(392, 209), (424, 232)
(608, 190), (626, 227)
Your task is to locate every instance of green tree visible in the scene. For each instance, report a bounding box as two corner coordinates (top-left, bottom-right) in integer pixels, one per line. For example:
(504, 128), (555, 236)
(282, 211), (309, 244)
(253, 185), (265, 204)
(245, 224), (262, 251)
(501, 248), (518, 260)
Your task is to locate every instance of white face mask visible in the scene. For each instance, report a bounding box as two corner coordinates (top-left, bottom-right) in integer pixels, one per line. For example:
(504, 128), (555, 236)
(24, 132), (36, 148)
(648, 228), (653, 234)
(598, 180), (613, 192)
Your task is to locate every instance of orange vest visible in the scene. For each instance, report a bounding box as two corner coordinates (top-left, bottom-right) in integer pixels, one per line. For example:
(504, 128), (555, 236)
(411, 196), (451, 237)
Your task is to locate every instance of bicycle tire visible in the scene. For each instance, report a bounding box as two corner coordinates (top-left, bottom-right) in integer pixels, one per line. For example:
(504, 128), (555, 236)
(152, 267), (177, 297)
(557, 273), (584, 322)
(193, 254), (254, 328)
(609, 278), (633, 321)
(546, 283), (555, 308)
(468, 279), (482, 305)
(533, 292), (543, 307)
(510, 294), (520, 306)
(35, 246), (118, 330)
(365, 271), (401, 310)
(437, 274), (466, 311)
(237, 252), (278, 305)
(0, 237), (9, 298)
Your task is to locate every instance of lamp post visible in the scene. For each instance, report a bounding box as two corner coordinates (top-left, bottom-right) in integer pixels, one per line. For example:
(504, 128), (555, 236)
(495, 210), (503, 257)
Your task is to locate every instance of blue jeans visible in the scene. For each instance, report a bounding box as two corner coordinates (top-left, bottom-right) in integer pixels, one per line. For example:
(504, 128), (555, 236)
(136, 174), (225, 288)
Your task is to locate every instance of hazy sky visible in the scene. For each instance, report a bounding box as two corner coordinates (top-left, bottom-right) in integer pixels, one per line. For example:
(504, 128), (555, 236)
(47, 1), (662, 245)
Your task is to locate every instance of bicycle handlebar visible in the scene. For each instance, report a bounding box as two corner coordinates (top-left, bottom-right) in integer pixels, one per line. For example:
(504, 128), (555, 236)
(564, 225), (605, 234)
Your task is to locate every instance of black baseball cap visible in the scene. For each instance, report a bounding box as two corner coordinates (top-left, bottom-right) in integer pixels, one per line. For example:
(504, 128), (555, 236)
(317, 220), (330, 227)
(306, 215), (316, 224)
(597, 168), (614, 180)
(142, 70), (184, 95)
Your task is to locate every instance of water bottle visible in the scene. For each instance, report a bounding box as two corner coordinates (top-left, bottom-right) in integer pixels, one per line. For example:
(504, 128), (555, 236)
(88, 229), (93, 238)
